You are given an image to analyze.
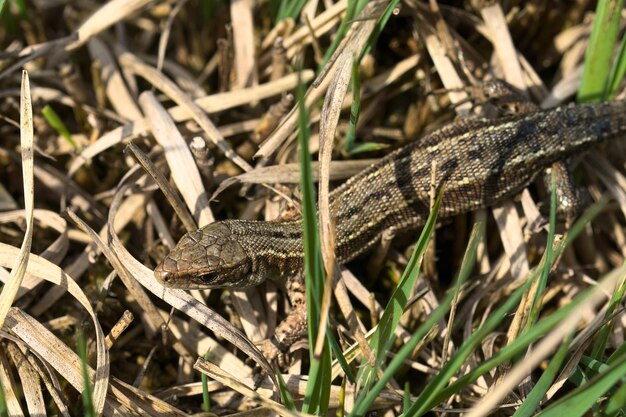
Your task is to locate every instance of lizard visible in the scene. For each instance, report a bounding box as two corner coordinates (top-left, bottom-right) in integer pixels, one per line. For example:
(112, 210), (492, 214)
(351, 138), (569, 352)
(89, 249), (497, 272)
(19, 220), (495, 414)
(154, 97), (626, 289)
(152, 89), (626, 365)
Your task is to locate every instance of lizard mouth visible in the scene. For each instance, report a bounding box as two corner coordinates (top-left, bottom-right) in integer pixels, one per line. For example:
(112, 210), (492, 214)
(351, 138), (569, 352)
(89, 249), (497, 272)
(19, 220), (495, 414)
(153, 258), (178, 286)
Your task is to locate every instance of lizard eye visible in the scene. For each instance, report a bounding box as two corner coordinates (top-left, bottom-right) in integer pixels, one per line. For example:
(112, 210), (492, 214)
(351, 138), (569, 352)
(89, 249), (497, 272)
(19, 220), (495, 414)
(199, 272), (219, 285)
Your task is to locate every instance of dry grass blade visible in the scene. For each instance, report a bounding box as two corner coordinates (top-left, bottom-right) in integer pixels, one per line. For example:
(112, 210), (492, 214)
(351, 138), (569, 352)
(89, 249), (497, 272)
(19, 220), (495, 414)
(0, 352), (22, 415)
(0, 332), (71, 416)
(231, 0), (257, 89)
(282, 0), (347, 57)
(0, 71), (34, 329)
(234, 159), (376, 185)
(139, 91), (215, 226)
(416, 10), (470, 112)
(6, 343), (45, 416)
(105, 183), (278, 388)
(313, 0), (390, 361)
(2, 2), (625, 415)
(126, 141), (197, 232)
(194, 358), (303, 417)
(67, 0), (156, 51)
(466, 265), (625, 417)
(87, 38), (143, 121)
(121, 51), (253, 172)
(0, 245), (110, 415)
(0, 209), (68, 298)
(67, 208), (164, 335)
(108, 377), (189, 415)
(481, 3), (526, 90)
(67, 71), (313, 176)
(492, 201), (530, 281)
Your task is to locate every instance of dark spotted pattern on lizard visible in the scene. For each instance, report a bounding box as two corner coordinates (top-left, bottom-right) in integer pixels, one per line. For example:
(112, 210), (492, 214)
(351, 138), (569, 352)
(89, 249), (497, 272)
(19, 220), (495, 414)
(154, 100), (626, 289)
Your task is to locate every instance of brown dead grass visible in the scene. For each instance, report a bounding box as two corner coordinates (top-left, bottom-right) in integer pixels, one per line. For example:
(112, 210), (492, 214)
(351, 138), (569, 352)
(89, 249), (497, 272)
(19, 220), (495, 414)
(0, 1), (624, 416)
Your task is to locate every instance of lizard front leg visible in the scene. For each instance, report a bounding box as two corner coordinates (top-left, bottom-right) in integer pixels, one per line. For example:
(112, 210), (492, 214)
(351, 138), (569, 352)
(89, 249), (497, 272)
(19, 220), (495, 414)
(255, 275), (307, 370)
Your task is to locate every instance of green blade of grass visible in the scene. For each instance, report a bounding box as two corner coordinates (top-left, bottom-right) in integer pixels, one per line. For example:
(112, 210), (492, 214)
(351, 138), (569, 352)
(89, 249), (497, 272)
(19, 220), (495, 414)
(351, 278), (456, 417)
(352, 220), (482, 417)
(602, 378), (626, 416)
(276, 0), (307, 22)
(358, 0), (402, 62)
(403, 383), (411, 413)
(77, 331), (95, 417)
(276, 369), (297, 411)
(408, 271), (532, 415)
(525, 170), (558, 329)
(0, 377), (6, 417)
(371, 190), (443, 363)
(512, 333), (574, 417)
(349, 143), (389, 155)
(536, 347), (626, 417)
(426, 263), (621, 413)
(606, 31), (626, 98)
(327, 328), (356, 383)
(590, 260), (626, 359)
(319, 0), (368, 69)
(351, 189), (444, 412)
(577, 0), (624, 102)
(608, 334), (626, 364)
(343, 59), (361, 153)
(201, 350), (211, 412)
(296, 70), (331, 415)
(419, 194), (610, 412)
(42, 105), (79, 151)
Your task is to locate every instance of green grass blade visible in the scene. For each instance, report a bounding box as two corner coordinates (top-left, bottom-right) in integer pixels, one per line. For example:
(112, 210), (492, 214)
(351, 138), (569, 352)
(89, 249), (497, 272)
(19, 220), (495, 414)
(526, 170), (557, 329)
(590, 261), (626, 359)
(1, 0), (20, 34)
(513, 334), (573, 417)
(295, 72), (322, 333)
(427, 269), (617, 411)
(371, 189), (443, 364)
(343, 59), (361, 153)
(42, 105), (79, 151)
(609, 335), (626, 364)
(577, 0), (624, 102)
(351, 277), (457, 416)
(296, 71), (331, 415)
(560, 195), (610, 252)
(201, 350), (211, 412)
(352, 188), (443, 408)
(580, 355), (611, 374)
(327, 328), (356, 383)
(276, 0), (307, 21)
(536, 348), (626, 417)
(606, 30), (626, 98)
(422, 196), (609, 409)
(0, 377), (7, 417)
(408, 274), (531, 415)
(348, 143), (389, 155)
(403, 383), (411, 413)
(602, 378), (626, 416)
(77, 331), (95, 417)
(352, 221), (482, 417)
(276, 369), (297, 411)
(359, 0), (402, 62)
(319, 0), (368, 69)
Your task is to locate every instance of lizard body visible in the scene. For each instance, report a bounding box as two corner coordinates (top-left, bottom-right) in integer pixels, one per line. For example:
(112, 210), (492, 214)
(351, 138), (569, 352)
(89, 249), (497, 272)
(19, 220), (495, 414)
(154, 100), (626, 289)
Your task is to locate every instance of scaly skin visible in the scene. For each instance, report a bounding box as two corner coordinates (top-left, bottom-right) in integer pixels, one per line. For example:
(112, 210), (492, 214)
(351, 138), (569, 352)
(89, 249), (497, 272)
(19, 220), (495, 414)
(154, 100), (626, 289)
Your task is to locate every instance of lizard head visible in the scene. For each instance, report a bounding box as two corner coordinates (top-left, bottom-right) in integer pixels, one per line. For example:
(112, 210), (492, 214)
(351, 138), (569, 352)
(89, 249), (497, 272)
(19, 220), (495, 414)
(154, 222), (259, 289)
